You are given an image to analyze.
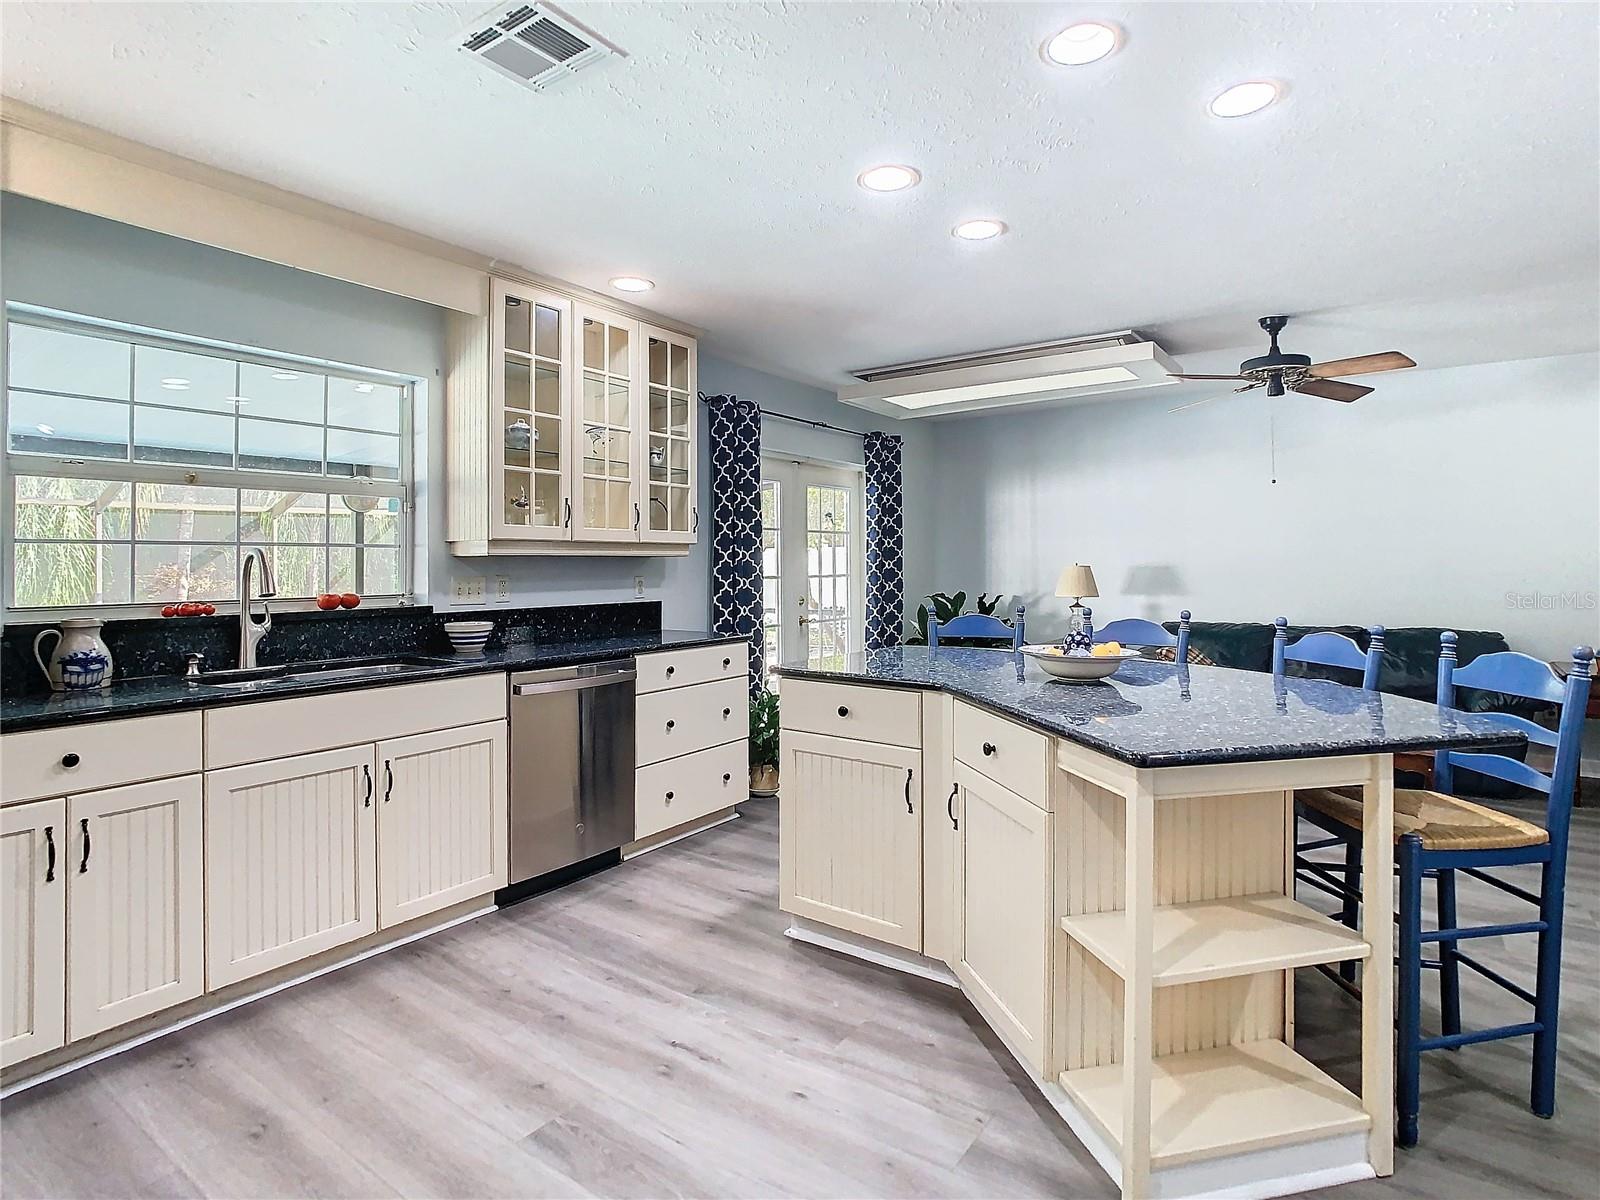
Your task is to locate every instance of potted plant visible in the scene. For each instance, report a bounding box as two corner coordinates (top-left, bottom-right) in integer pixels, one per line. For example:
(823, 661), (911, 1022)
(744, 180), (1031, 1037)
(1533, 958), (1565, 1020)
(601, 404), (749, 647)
(905, 590), (1008, 644)
(749, 689), (780, 796)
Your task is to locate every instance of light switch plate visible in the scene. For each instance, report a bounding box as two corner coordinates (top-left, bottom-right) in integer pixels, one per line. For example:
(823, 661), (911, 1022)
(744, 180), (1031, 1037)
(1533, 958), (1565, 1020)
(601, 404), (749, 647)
(452, 574), (486, 605)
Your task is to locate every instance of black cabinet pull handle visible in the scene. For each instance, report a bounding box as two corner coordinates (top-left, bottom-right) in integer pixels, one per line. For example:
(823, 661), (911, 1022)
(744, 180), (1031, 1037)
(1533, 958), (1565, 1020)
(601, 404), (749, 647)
(692, 506), (699, 533)
(633, 502), (641, 531)
(905, 768), (914, 814)
(78, 818), (91, 874)
(947, 783), (959, 830)
(666, 719), (675, 730)
(384, 760), (394, 803)
(362, 763), (373, 808)
(563, 498), (572, 527)
(837, 705), (849, 717)
(61, 752), (80, 769)
(982, 741), (997, 757)
(44, 825), (56, 882)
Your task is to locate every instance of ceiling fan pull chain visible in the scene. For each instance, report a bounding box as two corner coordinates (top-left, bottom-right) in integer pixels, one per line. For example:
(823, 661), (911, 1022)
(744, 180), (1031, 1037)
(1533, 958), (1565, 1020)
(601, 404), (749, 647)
(1269, 401), (1278, 485)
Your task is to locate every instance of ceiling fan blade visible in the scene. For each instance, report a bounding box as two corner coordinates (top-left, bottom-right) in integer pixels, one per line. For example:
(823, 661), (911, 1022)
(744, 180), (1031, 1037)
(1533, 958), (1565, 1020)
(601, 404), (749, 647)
(1295, 378), (1373, 403)
(1167, 373), (1249, 380)
(1307, 351), (1415, 378)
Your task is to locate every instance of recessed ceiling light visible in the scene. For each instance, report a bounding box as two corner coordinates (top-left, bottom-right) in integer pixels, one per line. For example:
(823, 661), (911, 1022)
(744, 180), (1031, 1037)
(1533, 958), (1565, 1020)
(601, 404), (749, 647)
(1043, 22), (1119, 66)
(353, 383), (375, 394)
(857, 164), (921, 193)
(610, 276), (655, 293)
(953, 219), (1008, 241)
(1209, 80), (1280, 118)
(36, 423), (55, 435)
(271, 371), (300, 381)
(159, 377), (190, 390)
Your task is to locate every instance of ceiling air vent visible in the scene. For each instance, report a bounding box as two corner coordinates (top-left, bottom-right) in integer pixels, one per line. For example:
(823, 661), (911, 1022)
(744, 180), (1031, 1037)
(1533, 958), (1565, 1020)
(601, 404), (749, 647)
(838, 332), (1179, 420)
(456, 2), (619, 93)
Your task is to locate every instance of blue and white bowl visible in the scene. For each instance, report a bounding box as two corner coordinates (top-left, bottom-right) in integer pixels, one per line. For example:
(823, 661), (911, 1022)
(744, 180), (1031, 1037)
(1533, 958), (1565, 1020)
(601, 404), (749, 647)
(443, 621), (494, 656)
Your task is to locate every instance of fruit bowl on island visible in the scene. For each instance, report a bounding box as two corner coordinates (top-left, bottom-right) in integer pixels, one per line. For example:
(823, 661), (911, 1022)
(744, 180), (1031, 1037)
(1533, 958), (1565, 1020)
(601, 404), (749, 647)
(1020, 641), (1142, 682)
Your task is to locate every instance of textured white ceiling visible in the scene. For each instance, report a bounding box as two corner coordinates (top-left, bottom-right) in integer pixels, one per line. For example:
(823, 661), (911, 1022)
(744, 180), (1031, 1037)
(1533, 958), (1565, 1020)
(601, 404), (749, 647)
(3, 2), (1597, 391)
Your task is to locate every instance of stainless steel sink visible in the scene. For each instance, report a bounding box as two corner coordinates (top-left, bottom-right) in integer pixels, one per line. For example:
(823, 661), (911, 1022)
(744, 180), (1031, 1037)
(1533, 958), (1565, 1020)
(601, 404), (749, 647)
(188, 656), (451, 688)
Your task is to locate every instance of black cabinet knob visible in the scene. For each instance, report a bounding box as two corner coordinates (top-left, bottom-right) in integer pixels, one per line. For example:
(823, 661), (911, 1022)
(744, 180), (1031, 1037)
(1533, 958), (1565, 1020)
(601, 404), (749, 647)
(666, 720), (675, 730)
(982, 742), (996, 757)
(723, 657), (732, 668)
(666, 791), (674, 801)
(722, 707), (731, 718)
(666, 665), (676, 676)
(60, 752), (80, 769)
(722, 773), (732, 783)
(837, 705), (849, 717)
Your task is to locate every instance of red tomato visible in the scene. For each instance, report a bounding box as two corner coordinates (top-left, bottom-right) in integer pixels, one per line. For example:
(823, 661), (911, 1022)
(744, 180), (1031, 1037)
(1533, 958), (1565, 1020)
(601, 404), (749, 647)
(177, 602), (198, 616)
(316, 593), (342, 611)
(200, 603), (216, 616)
(162, 605), (178, 618)
(340, 593), (361, 609)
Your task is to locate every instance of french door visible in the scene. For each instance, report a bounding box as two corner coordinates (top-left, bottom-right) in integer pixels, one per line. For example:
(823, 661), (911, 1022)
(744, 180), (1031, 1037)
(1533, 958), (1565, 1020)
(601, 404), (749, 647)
(760, 458), (865, 678)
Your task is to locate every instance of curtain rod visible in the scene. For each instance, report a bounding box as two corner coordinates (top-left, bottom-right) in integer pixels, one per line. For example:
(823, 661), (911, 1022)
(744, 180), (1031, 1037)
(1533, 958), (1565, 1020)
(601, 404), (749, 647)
(699, 392), (883, 438)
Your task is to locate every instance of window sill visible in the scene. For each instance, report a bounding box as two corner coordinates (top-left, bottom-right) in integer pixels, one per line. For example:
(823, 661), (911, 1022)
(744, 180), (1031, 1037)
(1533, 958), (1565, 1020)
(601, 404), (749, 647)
(3, 597), (417, 626)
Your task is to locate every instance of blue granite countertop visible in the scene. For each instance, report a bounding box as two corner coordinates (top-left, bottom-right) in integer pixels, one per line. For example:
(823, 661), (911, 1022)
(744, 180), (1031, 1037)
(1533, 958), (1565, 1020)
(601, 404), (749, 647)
(0, 630), (738, 733)
(775, 647), (1521, 768)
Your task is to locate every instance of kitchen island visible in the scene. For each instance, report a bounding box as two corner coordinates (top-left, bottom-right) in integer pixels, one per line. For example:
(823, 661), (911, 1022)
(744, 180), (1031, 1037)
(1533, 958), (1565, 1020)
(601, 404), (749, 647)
(773, 647), (1517, 1200)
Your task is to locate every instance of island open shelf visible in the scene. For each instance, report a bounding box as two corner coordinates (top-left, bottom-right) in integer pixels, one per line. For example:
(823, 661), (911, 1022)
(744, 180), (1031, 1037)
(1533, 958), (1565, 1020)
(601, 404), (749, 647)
(1060, 893), (1370, 988)
(1057, 1038), (1372, 1170)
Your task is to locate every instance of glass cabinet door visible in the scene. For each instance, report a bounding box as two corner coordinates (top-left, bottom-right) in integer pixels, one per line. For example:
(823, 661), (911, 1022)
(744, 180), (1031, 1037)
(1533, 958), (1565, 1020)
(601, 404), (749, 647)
(494, 281), (570, 539)
(643, 325), (696, 543)
(574, 306), (640, 541)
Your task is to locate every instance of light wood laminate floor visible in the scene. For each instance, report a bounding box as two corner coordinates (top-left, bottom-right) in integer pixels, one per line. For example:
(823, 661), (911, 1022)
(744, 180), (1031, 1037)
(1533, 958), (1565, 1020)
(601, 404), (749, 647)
(3, 797), (1596, 1199)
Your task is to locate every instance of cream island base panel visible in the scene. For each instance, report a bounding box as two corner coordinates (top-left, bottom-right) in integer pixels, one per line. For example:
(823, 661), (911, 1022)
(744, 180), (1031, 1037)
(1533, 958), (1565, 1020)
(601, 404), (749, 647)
(778, 686), (1394, 1200)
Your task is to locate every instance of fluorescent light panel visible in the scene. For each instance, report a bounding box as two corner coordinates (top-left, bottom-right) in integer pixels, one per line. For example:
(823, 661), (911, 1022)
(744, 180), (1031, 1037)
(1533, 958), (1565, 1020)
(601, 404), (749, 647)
(882, 365), (1139, 410)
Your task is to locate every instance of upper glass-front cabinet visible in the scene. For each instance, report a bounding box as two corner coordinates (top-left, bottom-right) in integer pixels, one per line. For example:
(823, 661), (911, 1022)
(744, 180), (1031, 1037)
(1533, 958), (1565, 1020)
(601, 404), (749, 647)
(643, 324), (696, 544)
(493, 280), (570, 540)
(450, 277), (696, 555)
(575, 304), (640, 542)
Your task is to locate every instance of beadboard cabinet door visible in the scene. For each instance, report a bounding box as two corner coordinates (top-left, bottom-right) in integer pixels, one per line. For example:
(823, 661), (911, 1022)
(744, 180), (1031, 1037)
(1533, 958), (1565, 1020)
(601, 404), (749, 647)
(204, 746), (378, 989)
(953, 762), (1052, 1075)
(1, 798), (67, 1067)
(67, 777), (204, 1041)
(376, 721), (508, 929)
(779, 730), (923, 951)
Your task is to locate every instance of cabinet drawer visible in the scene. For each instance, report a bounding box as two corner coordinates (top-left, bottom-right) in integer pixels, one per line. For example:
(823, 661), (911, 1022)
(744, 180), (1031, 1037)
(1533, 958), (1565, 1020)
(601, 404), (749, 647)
(635, 740), (746, 841)
(953, 701), (1049, 810)
(779, 679), (921, 748)
(636, 678), (748, 766)
(636, 642), (747, 694)
(2, 713), (202, 805)
(204, 674), (506, 769)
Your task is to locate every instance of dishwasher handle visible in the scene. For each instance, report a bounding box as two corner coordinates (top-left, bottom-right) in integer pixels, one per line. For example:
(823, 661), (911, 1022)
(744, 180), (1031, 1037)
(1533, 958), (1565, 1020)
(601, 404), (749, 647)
(513, 668), (636, 697)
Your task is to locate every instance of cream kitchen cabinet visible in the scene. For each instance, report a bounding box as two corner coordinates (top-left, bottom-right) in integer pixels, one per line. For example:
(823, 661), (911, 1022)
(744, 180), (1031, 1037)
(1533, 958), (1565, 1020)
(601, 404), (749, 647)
(447, 275), (698, 556)
(779, 730), (923, 951)
(377, 722), (508, 929)
(2, 776), (205, 1061)
(203, 746), (379, 989)
(1, 798), (66, 1067)
(952, 760), (1053, 1076)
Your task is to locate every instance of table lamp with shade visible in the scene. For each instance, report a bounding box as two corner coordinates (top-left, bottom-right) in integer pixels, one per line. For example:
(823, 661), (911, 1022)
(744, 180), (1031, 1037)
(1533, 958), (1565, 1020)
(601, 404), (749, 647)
(1056, 564), (1099, 636)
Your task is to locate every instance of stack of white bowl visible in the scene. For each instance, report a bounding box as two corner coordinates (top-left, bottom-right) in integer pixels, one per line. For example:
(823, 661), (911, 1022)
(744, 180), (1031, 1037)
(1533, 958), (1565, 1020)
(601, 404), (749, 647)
(443, 620), (494, 656)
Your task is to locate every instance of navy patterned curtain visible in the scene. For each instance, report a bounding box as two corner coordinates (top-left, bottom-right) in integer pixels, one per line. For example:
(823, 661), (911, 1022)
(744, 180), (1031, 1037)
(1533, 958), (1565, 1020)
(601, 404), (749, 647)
(863, 432), (905, 651)
(704, 394), (764, 694)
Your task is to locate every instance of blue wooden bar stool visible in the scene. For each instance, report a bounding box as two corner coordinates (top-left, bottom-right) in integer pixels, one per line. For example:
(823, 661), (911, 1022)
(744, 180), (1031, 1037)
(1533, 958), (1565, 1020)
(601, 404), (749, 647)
(1092, 609), (1193, 664)
(928, 605), (1025, 650)
(1278, 617), (1386, 976)
(1297, 634), (1594, 1146)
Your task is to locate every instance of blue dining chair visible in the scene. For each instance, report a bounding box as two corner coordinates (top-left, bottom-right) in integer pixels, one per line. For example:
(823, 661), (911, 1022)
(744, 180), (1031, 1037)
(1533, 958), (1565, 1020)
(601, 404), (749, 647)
(1093, 609), (1192, 664)
(1281, 617), (1386, 977)
(928, 605), (1025, 651)
(1297, 634), (1595, 1146)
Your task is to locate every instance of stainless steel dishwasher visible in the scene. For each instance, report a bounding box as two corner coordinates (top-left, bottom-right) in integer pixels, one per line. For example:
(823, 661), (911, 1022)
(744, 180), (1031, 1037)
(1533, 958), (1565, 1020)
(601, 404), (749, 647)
(507, 659), (635, 892)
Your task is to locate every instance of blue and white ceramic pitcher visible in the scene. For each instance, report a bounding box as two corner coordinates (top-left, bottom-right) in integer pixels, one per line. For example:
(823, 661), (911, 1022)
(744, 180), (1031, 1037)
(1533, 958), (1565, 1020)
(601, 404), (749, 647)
(34, 618), (114, 691)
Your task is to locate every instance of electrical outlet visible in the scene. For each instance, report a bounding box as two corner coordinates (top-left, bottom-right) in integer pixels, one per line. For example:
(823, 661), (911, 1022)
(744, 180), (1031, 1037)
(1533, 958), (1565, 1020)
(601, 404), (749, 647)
(452, 574), (486, 605)
(494, 575), (512, 604)
(633, 576), (646, 599)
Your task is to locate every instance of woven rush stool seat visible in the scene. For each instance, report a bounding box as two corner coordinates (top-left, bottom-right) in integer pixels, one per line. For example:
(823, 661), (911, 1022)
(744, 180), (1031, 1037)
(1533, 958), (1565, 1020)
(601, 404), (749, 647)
(1299, 786), (1549, 852)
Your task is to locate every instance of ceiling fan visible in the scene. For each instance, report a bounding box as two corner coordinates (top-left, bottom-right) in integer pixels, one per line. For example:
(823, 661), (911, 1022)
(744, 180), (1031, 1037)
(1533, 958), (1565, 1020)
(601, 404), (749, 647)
(1168, 315), (1415, 413)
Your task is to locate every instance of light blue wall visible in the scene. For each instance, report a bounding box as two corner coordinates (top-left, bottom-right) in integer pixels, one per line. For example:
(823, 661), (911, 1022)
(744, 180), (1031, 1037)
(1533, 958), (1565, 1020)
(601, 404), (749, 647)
(0, 197), (930, 634)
